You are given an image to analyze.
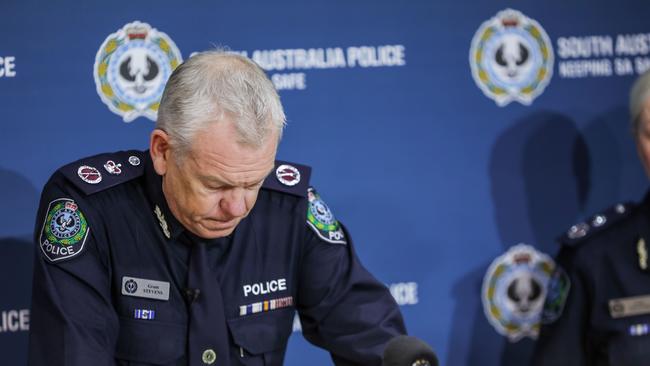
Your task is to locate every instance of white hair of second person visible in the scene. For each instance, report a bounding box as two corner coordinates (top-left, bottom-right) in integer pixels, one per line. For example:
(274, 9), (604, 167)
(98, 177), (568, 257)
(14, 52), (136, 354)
(630, 70), (650, 135)
(156, 50), (286, 156)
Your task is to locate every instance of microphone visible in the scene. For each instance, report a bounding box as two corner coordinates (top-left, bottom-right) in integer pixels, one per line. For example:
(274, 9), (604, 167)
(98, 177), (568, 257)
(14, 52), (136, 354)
(183, 288), (201, 304)
(382, 335), (438, 366)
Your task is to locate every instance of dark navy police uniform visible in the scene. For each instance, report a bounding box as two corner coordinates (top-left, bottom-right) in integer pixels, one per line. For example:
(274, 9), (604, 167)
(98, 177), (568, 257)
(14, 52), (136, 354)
(533, 192), (650, 366)
(28, 150), (406, 366)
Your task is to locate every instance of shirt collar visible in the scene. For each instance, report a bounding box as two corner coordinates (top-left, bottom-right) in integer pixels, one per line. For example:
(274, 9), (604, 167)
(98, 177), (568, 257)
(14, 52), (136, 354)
(143, 152), (186, 240)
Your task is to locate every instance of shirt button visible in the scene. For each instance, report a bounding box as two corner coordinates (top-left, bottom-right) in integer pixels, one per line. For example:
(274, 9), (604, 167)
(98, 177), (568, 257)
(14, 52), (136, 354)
(202, 349), (216, 365)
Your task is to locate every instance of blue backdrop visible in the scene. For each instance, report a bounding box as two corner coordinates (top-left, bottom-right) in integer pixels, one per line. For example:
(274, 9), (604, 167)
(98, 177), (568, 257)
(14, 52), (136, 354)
(2, 0), (650, 365)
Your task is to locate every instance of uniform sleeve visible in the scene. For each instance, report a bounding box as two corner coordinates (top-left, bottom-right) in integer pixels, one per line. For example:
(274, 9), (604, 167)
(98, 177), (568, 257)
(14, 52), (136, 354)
(532, 246), (589, 366)
(28, 172), (119, 366)
(296, 224), (407, 366)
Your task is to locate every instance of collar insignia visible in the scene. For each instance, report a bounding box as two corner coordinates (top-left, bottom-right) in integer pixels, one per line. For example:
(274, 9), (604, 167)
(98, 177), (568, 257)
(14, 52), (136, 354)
(154, 205), (171, 239)
(638, 238), (648, 271)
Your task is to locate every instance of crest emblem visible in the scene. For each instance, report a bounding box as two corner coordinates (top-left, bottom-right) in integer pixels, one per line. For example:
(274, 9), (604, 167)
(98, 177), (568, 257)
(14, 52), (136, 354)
(541, 266), (570, 324)
(276, 164), (301, 186)
(128, 155), (141, 166)
(77, 165), (102, 184)
(94, 21), (182, 122)
(39, 198), (90, 262)
(482, 244), (555, 341)
(124, 279), (138, 294)
(469, 9), (554, 106)
(103, 160), (122, 175)
(306, 188), (346, 245)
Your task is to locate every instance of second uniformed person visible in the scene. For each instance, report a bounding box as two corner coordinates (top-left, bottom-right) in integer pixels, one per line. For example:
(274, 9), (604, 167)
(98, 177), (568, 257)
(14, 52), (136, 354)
(28, 51), (406, 365)
(533, 70), (650, 365)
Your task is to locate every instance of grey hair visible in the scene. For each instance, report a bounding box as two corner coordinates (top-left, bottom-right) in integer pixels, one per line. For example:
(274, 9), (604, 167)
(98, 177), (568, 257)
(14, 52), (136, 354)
(630, 69), (650, 135)
(156, 50), (286, 155)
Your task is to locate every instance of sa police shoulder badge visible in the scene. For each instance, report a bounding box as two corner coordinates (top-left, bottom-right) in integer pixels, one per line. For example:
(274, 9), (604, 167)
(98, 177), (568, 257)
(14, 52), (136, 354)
(469, 8), (554, 106)
(541, 266), (571, 324)
(93, 21), (182, 122)
(306, 187), (347, 245)
(39, 198), (90, 262)
(481, 244), (555, 342)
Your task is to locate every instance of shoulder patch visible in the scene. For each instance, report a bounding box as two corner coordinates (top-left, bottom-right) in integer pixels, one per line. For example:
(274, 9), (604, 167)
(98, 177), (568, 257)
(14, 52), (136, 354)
(541, 265), (570, 324)
(262, 160), (311, 197)
(306, 187), (347, 245)
(559, 202), (635, 246)
(58, 150), (146, 195)
(39, 198), (89, 262)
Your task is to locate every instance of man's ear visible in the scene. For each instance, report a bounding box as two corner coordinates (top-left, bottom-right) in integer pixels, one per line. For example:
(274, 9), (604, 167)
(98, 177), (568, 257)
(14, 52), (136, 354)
(150, 129), (171, 176)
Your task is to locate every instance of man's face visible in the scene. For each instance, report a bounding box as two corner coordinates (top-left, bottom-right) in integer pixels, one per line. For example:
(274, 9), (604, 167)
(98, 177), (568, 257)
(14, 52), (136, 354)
(638, 98), (650, 178)
(152, 120), (278, 239)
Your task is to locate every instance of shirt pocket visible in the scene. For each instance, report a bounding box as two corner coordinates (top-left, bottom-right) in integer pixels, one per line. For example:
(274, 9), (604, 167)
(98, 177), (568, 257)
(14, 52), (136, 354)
(115, 316), (186, 366)
(227, 307), (295, 366)
(607, 323), (650, 366)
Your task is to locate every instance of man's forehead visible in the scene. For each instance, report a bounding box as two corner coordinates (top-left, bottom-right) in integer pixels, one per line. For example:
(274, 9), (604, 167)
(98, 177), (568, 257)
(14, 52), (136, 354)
(185, 143), (276, 184)
(195, 163), (275, 183)
(193, 120), (278, 151)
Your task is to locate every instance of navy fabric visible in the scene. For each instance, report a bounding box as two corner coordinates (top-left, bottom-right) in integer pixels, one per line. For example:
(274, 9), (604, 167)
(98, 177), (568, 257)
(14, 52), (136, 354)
(27, 151), (406, 366)
(186, 239), (230, 366)
(262, 161), (311, 198)
(533, 192), (650, 365)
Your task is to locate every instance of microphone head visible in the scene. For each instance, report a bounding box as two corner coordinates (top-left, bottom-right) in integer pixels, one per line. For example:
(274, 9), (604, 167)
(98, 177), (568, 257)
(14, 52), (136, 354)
(183, 288), (201, 303)
(382, 335), (438, 366)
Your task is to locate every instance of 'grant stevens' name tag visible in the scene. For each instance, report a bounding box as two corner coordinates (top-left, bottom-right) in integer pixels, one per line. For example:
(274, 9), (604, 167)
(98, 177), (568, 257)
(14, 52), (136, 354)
(609, 295), (650, 318)
(121, 276), (170, 301)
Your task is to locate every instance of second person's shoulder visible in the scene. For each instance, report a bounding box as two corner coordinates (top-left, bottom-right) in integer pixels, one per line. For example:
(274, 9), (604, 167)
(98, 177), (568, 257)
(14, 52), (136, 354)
(558, 201), (638, 249)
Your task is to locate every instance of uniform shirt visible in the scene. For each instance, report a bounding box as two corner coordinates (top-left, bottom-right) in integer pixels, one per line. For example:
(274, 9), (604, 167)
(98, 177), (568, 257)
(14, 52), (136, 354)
(533, 192), (650, 366)
(28, 150), (406, 366)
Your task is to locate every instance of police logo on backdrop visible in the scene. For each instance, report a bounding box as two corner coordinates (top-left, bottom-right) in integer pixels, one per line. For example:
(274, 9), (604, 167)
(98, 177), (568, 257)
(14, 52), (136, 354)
(94, 21), (182, 122)
(39, 198), (90, 262)
(469, 9), (554, 106)
(306, 187), (346, 244)
(482, 243), (554, 341)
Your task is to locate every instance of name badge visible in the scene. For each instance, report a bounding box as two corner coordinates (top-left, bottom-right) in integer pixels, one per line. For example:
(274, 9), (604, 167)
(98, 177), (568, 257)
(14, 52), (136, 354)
(609, 295), (650, 318)
(121, 276), (170, 301)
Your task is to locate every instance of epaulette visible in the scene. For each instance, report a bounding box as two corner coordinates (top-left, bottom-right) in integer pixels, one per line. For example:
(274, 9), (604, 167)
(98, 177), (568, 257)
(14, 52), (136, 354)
(559, 202), (636, 246)
(262, 160), (312, 198)
(58, 150), (146, 195)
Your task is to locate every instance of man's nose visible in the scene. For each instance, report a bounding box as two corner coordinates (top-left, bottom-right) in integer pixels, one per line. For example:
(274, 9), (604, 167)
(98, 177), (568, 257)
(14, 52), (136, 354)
(220, 188), (247, 218)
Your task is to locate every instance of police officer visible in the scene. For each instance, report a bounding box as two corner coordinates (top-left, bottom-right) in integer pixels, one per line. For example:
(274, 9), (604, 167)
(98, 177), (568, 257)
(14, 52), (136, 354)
(28, 51), (406, 366)
(532, 71), (650, 365)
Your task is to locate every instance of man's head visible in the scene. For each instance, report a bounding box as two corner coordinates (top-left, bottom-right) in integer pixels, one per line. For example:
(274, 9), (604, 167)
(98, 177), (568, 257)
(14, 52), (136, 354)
(630, 70), (650, 178)
(150, 50), (285, 239)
